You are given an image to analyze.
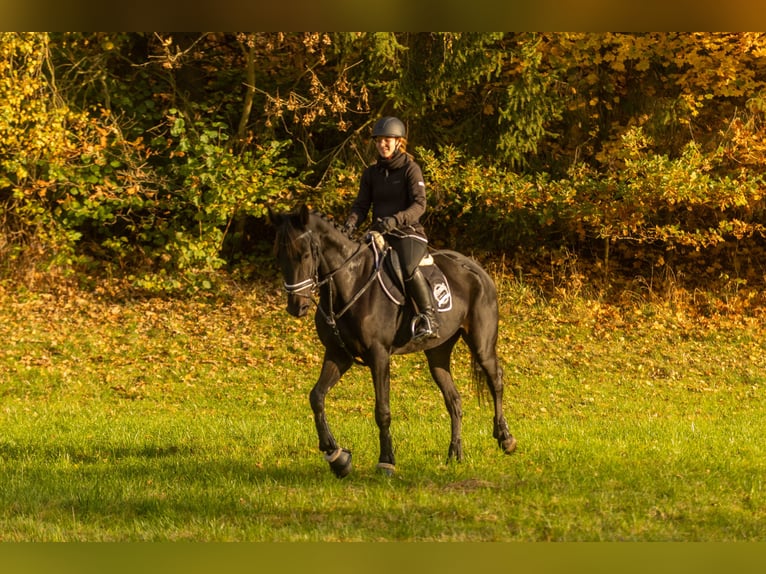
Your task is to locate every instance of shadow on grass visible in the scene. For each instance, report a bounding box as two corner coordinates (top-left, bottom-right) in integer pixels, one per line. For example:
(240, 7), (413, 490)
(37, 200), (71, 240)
(1, 437), (513, 541)
(3, 437), (765, 541)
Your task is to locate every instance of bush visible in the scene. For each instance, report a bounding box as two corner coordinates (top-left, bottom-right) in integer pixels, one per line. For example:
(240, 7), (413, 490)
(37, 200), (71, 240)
(418, 132), (766, 293)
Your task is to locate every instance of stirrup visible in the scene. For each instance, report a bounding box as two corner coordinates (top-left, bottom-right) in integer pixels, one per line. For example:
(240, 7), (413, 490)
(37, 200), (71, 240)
(411, 313), (435, 341)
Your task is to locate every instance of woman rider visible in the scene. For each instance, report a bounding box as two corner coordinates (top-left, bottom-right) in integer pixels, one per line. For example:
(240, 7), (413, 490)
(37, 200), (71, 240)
(343, 116), (438, 341)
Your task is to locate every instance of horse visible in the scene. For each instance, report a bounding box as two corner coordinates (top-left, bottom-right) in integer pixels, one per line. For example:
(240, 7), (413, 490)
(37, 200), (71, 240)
(269, 204), (516, 477)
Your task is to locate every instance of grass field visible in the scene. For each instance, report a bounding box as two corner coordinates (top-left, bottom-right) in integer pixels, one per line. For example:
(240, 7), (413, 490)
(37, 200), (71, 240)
(1, 275), (765, 541)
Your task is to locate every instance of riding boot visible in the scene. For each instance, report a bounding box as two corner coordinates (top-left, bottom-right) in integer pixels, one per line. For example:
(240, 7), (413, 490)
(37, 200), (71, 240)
(405, 268), (439, 341)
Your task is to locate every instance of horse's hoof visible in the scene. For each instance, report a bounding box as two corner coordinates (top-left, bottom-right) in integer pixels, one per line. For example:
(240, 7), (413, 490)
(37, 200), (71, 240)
(448, 440), (463, 463)
(500, 435), (517, 454)
(325, 448), (352, 478)
(376, 462), (395, 476)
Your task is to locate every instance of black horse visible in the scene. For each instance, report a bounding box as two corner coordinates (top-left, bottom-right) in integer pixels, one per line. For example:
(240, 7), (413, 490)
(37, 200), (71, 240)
(270, 204), (516, 477)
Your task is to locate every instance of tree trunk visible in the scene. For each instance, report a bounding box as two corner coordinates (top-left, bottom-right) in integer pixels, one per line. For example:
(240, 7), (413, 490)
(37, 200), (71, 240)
(237, 39), (256, 142)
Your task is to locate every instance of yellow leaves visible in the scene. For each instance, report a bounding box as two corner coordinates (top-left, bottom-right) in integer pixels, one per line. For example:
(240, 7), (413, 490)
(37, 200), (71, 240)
(634, 58), (651, 72)
(671, 33), (766, 99)
(585, 72), (599, 85)
(0, 33), (83, 193)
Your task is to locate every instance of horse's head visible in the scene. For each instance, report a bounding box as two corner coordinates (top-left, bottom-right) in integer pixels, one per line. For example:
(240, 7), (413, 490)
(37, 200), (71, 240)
(269, 204), (317, 317)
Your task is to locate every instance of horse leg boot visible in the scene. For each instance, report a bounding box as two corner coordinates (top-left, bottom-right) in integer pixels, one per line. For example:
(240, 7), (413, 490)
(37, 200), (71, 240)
(405, 268), (439, 341)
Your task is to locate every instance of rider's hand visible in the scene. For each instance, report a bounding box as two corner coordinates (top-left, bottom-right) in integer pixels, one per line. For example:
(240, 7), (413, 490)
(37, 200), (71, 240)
(372, 216), (397, 233)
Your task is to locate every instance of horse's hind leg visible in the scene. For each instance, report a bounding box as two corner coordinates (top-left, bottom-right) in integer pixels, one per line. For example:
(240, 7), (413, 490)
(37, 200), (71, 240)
(482, 359), (517, 454)
(464, 334), (517, 455)
(310, 349), (354, 478)
(425, 334), (464, 462)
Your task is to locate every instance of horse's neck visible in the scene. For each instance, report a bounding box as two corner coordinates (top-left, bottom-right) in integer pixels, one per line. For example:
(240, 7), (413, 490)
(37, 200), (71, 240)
(319, 236), (373, 299)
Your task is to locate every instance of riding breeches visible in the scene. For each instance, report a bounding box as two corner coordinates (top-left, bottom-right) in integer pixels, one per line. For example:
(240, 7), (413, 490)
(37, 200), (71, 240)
(386, 234), (428, 278)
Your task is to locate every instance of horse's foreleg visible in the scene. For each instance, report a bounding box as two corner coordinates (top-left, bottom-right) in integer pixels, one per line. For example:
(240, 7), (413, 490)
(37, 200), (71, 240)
(425, 341), (463, 462)
(310, 350), (354, 477)
(369, 348), (395, 475)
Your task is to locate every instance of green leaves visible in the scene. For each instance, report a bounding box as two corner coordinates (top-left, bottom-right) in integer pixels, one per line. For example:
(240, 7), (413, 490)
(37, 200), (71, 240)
(5, 32), (766, 296)
(0, 35), (298, 294)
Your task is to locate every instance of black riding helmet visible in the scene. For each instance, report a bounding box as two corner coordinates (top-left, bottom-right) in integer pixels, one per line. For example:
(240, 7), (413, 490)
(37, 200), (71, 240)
(372, 116), (406, 138)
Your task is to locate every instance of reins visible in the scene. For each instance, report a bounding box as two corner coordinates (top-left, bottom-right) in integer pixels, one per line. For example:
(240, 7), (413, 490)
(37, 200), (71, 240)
(282, 228), (382, 365)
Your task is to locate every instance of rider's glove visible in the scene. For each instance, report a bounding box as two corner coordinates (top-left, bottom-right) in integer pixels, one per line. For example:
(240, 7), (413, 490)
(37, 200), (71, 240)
(372, 216), (397, 234)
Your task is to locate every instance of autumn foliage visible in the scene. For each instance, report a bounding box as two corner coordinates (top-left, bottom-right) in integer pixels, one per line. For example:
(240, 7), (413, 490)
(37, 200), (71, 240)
(3, 32), (766, 299)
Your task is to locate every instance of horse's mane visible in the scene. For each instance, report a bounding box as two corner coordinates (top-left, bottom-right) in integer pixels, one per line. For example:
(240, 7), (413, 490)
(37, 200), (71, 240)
(273, 208), (353, 258)
(314, 211), (342, 231)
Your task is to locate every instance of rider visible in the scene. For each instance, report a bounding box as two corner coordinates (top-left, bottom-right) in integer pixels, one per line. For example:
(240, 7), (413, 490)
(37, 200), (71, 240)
(343, 116), (438, 342)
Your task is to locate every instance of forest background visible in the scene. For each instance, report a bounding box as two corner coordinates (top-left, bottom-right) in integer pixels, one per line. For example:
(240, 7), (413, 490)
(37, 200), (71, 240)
(3, 31), (766, 306)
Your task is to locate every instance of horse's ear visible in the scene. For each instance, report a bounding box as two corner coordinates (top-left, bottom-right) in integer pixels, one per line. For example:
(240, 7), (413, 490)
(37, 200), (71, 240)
(298, 203), (310, 226)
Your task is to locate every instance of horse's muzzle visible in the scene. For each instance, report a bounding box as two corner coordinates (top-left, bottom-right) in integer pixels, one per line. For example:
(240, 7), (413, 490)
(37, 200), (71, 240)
(287, 299), (310, 317)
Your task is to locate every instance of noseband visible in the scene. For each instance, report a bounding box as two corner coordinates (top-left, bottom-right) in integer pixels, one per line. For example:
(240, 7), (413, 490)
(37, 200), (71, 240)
(282, 230), (319, 296)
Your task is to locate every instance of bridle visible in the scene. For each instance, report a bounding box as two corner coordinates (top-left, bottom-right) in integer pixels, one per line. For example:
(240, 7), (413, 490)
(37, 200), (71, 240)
(282, 229), (370, 303)
(282, 230), (321, 296)
(281, 227), (381, 363)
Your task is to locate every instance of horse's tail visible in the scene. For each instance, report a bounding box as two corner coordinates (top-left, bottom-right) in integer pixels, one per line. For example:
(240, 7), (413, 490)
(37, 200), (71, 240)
(470, 354), (490, 405)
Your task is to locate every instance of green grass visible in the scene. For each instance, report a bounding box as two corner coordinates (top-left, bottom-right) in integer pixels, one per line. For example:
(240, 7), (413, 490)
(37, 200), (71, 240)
(0, 280), (765, 541)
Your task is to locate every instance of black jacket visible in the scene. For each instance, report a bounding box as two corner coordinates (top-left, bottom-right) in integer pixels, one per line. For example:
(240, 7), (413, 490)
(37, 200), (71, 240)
(346, 151), (427, 237)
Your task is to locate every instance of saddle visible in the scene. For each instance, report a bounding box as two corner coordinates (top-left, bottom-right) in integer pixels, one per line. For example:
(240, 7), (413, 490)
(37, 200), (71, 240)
(368, 231), (452, 312)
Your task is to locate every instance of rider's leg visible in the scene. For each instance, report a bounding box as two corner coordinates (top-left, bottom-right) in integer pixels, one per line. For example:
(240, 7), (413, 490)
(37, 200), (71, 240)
(389, 234), (438, 341)
(405, 267), (439, 341)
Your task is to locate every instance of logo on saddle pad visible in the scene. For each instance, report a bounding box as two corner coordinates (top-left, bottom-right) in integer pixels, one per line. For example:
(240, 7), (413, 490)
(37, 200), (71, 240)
(432, 280), (451, 311)
(421, 259), (452, 312)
